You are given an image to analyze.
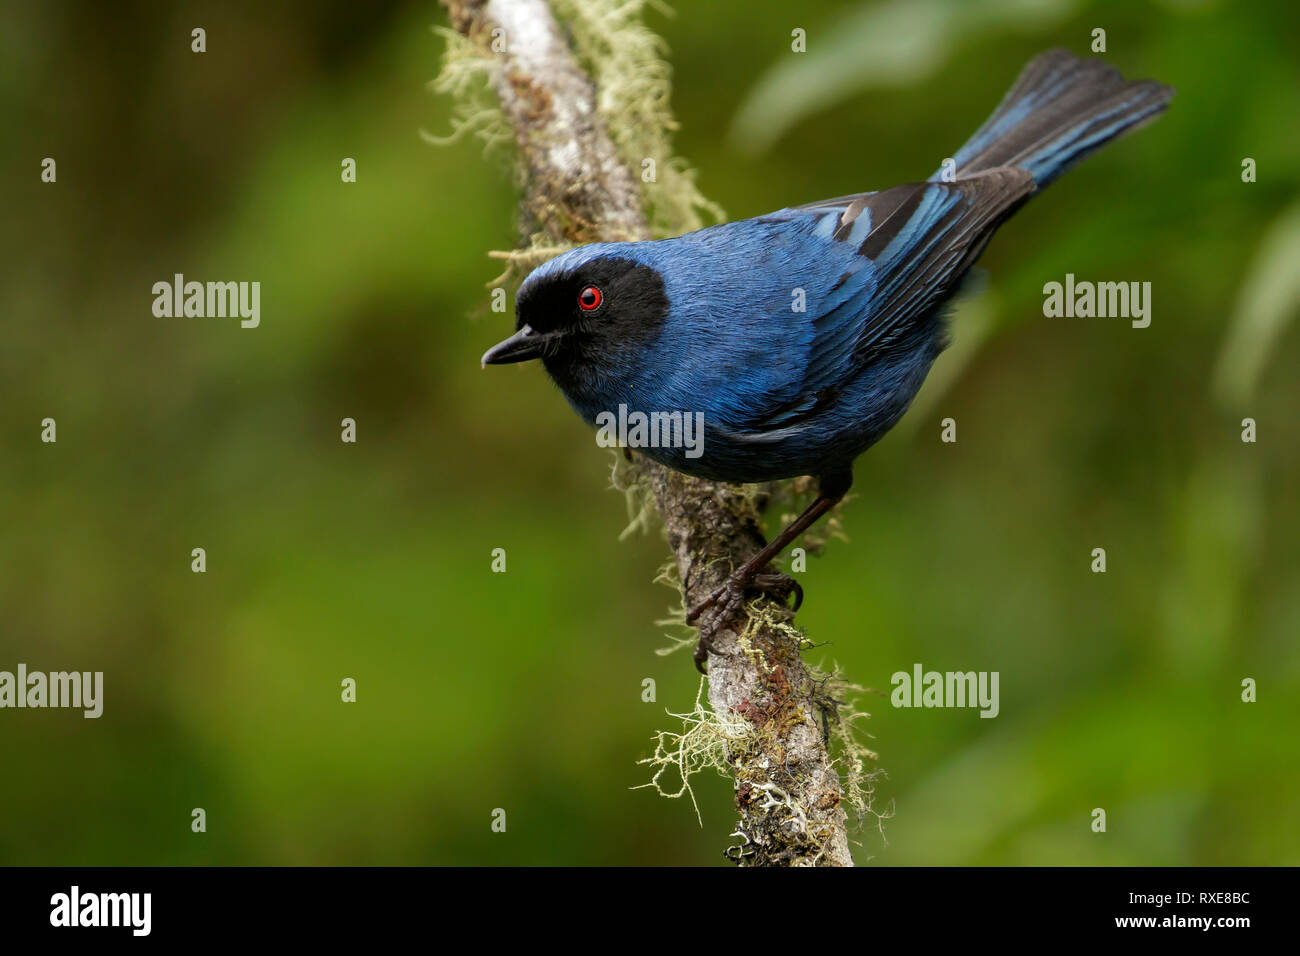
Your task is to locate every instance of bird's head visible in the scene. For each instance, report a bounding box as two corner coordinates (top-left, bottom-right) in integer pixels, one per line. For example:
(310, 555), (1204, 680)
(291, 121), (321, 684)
(480, 246), (670, 374)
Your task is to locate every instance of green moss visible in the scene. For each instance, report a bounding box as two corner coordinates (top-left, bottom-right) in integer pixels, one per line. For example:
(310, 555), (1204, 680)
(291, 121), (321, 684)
(424, 27), (512, 154)
(552, 0), (725, 239)
(431, 0), (724, 290)
(806, 662), (889, 840)
(633, 677), (751, 826)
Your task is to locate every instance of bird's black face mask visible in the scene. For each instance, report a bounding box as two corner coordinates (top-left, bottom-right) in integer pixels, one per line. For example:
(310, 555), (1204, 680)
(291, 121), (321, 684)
(480, 256), (668, 369)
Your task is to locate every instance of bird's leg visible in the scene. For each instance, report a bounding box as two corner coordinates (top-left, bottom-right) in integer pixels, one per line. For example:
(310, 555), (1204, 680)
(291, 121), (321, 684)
(687, 494), (837, 625)
(688, 471), (851, 671)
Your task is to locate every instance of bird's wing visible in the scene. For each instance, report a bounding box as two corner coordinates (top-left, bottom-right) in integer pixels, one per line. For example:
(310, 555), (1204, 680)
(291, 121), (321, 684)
(840, 168), (1034, 355)
(745, 168), (1034, 431)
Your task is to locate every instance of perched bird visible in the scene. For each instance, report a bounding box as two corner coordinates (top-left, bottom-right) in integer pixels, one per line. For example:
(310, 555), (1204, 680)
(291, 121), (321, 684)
(482, 49), (1173, 669)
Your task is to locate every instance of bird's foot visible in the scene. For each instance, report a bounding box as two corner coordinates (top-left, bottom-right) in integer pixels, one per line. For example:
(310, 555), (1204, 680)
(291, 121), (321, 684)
(688, 571), (803, 673)
(687, 570), (803, 626)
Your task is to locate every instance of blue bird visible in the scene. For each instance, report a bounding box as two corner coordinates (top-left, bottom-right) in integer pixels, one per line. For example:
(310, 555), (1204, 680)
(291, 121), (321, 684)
(482, 49), (1173, 669)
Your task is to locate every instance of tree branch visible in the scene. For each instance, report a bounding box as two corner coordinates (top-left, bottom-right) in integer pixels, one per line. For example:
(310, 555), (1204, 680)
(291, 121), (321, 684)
(441, 0), (853, 866)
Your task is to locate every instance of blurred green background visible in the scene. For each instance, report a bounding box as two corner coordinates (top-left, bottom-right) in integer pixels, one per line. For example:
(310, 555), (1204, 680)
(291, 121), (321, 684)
(2, 0), (1297, 866)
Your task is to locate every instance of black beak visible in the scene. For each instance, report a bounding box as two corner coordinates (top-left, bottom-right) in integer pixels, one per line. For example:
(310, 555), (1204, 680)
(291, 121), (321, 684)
(481, 325), (545, 367)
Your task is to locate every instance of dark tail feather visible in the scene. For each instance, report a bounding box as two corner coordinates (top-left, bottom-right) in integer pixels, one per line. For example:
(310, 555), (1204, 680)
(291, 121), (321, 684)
(943, 49), (1174, 188)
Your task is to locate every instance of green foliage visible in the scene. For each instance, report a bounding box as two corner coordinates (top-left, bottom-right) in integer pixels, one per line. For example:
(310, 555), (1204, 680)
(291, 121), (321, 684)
(730, 0), (1076, 153)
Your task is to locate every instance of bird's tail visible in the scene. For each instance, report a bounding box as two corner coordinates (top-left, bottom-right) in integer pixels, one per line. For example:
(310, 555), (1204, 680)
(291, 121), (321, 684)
(940, 49), (1174, 189)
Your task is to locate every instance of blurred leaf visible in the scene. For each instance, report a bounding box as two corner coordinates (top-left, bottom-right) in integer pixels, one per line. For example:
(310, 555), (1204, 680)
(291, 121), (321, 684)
(1213, 199), (1300, 409)
(729, 0), (1076, 153)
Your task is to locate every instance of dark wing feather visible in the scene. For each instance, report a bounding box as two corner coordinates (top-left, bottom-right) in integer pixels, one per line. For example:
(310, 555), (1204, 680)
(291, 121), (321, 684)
(804, 168), (1034, 384)
(850, 167), (1034, 356)
(743, 168), (1034, 434)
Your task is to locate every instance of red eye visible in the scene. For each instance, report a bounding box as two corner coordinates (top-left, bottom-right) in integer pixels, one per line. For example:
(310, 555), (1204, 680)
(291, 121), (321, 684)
(578, 285), (603, 311)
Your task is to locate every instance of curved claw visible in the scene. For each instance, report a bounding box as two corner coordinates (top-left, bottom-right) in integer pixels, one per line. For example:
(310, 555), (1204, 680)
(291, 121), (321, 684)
(687, 571), (807, 671)
(750, 572), (803, 611)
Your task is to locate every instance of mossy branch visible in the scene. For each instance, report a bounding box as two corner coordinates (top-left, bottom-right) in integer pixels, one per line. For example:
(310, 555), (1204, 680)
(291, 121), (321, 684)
(437, 0), (864, 866)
